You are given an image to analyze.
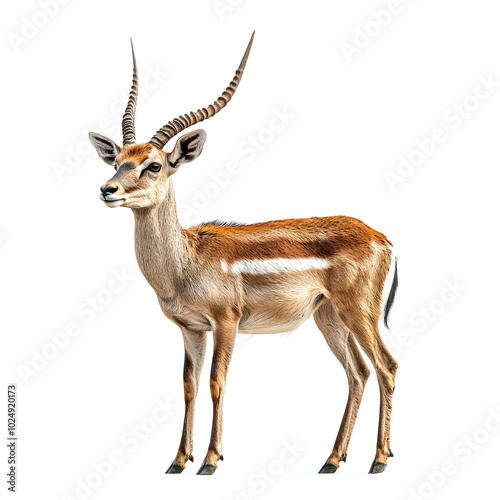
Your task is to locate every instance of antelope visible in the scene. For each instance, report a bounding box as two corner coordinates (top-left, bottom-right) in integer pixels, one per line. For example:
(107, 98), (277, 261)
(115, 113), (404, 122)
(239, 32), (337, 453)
(89, 33), (399, 475)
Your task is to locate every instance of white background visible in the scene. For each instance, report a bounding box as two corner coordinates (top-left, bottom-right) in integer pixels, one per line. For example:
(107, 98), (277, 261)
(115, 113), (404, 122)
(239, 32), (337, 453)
(2, 0), (500, 499)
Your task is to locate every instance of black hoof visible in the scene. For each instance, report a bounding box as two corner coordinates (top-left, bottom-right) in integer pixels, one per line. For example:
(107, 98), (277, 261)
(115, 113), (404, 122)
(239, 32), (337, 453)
(165, 463), (184, 474)
(368, 460), (387, 474)
(197, 464), (217, 475)
(318, 462), (338, 474)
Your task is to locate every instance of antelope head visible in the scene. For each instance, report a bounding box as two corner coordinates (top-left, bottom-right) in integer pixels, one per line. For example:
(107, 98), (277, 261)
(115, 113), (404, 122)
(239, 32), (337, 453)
(89, 33), (254, 209)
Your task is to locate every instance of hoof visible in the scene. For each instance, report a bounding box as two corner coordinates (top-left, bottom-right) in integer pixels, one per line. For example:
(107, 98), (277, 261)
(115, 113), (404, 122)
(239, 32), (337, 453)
(197, 463), (217, 475)
(165, 463), (184, 474)
(368, 460), (387, 474)
(318, 462), (338, 474)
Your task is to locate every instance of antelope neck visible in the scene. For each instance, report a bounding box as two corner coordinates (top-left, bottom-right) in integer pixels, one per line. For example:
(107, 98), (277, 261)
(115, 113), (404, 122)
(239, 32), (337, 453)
(132, 180), (189, 297)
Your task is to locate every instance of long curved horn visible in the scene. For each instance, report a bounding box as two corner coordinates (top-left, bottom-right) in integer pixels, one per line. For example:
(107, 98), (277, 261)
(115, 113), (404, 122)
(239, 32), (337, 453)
(122, 39), (138, 146)
(149, 31), (255, 150)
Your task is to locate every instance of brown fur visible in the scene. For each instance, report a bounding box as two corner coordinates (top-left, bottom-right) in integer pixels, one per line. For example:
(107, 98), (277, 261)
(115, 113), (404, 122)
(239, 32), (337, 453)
(186, 216), (390, 263)
(117, 143), (154, 166)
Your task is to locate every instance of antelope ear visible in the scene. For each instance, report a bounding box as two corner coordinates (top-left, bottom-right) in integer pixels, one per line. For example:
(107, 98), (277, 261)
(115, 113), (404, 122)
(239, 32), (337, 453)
(88, 132), (121, 165)
(167, 129), (207, 168)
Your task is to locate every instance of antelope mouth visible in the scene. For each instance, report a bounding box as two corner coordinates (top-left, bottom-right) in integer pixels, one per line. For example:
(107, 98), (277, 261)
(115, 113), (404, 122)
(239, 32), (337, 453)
(101, 196), (125, 207)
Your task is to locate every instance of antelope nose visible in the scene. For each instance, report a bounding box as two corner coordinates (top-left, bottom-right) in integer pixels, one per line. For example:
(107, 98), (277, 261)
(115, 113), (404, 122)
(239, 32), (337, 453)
(100, 185), (118, 195)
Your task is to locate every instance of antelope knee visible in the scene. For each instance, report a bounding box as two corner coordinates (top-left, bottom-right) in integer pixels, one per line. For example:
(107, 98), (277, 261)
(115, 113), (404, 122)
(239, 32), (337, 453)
(389, 360), (398, 376)
(359, 363), (371, 383)
(209, 378), (225, 401)
(184, 380), (196, 402)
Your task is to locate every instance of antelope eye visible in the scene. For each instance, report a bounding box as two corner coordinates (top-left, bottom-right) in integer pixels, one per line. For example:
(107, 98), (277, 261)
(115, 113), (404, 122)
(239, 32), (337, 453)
(148, 162), (162, 172)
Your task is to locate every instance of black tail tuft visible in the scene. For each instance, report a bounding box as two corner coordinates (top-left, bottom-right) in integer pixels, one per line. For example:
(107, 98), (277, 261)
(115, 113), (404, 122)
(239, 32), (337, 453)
(384, 259), (398, 329)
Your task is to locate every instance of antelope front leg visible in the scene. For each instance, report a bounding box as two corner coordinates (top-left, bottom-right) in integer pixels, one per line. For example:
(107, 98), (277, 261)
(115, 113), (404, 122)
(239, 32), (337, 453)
(166, 329), (207, 474)
(197, 318), (238, 475)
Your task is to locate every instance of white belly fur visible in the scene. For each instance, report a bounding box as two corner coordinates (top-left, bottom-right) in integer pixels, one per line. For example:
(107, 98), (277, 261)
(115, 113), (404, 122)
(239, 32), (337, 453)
(238, 317), (313, 335)
(237, 287), (325, 334)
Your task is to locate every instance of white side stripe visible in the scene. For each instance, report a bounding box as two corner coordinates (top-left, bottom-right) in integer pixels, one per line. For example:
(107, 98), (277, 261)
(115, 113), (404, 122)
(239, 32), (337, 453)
(221, 258), (330, 275)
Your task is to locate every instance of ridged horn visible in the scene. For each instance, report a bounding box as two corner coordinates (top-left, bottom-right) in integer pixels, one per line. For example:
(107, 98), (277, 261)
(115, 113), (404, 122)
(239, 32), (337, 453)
(149, 31), (255, 150)
(122, 38), (138, 146)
